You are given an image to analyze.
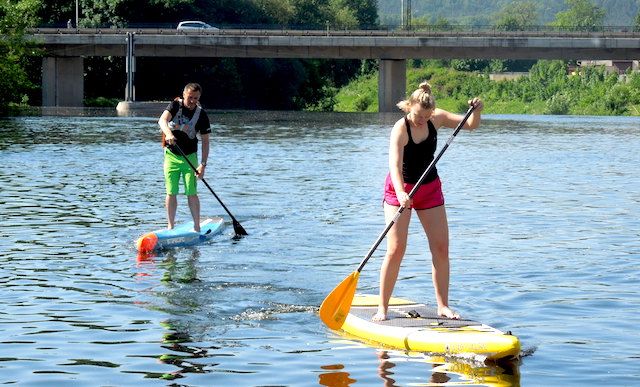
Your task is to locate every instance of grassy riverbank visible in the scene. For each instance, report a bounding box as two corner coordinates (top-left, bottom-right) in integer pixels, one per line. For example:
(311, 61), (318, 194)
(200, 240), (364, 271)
(330, 60), (640, 116)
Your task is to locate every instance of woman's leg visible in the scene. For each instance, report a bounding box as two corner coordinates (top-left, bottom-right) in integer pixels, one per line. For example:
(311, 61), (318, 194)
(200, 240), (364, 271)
(416, 205), (459, 319)
(373, 203), (411, 321)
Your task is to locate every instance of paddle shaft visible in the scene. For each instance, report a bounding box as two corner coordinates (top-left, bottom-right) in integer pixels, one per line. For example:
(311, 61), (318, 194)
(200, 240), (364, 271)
(355, 105), (477, 273)
(170, 143), (248, 236)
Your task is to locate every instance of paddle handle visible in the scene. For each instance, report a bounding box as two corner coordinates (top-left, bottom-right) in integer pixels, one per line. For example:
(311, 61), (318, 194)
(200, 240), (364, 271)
(356, 104), (477, 273)
(169, 143), (248, 236)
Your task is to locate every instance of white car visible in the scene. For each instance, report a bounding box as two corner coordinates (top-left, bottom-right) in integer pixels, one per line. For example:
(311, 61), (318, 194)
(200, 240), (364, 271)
(177, 21), (219, 31)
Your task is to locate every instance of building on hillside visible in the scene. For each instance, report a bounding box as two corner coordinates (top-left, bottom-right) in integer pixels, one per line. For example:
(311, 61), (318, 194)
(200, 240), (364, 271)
(488, 72), (528, 81)
(577, 60), (639, 74)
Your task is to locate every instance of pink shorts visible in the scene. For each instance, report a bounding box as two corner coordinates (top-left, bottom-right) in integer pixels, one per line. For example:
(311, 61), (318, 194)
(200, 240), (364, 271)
(383, 174), (445, 210)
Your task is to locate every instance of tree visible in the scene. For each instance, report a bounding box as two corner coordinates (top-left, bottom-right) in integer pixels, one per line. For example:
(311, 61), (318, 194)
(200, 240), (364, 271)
(433, 16), (451, 30)
(289, 0), (331, 28)
(635, 10), (640, 32)
(341, 0), (378, 28)
(252, 0), (296, 25)
(0, 0), (40, 112)
(549, 0), (605, 31)
(494, 1), (539, 31)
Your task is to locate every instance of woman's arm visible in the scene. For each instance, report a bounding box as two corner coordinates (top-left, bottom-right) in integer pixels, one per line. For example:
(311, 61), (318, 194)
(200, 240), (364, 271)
(389, 119), (410, 207)
(432, 98), (484, 130)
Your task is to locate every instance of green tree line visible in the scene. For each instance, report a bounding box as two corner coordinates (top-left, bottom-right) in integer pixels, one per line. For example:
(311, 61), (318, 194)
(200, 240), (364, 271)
(331, 60), (640, 116)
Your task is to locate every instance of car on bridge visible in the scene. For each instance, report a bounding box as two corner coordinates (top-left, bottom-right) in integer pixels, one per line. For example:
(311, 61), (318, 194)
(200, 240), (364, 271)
(177, 21), (219, 31)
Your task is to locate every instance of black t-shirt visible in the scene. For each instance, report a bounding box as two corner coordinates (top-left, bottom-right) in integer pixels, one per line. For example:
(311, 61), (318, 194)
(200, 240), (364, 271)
(165, 100), (211, 156)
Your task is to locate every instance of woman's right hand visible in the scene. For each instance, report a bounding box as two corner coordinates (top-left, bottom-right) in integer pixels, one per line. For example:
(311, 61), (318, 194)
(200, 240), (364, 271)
(165, 134), (176, 145)
(397, 191), (412, 208)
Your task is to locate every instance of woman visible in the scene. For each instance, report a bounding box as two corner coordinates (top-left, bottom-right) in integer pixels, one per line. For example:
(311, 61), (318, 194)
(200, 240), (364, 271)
(158, 83), (211, 233)
(374, 81), (483, 321)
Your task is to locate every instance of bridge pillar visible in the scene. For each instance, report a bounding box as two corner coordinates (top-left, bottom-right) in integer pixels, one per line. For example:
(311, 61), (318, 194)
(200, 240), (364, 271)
(378, 59), (406, 113)
(42, 57), (84, 107)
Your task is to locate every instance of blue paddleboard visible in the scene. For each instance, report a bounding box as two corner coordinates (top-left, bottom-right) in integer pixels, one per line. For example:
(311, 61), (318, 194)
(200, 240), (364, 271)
(137, 217), (225, 252)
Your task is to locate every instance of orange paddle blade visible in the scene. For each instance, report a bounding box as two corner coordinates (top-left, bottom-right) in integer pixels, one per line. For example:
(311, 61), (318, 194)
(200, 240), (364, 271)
(319, 271), (360, 330)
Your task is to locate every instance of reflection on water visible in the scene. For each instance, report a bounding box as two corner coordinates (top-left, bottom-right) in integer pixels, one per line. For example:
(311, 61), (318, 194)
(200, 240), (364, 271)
(1, 113), (639, 385)
(135, 249), (218, 382)
(155, 319), (207, 381)
(319, 364), (357, 386)
(318, 349), (520, 386)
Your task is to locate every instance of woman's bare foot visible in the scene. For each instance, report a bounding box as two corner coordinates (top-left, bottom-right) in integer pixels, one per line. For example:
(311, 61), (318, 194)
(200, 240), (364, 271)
(438, 306), (460, 319)
(372, 309), (388, 321)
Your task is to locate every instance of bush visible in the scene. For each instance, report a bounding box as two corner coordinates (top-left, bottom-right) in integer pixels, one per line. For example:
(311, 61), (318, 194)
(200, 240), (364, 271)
(354, 94), (374, 112)
(84, 97), (120, 107)
(604, 84), (630, 115)
(305, 85), (338, 112)
(545, 92), (571, 115)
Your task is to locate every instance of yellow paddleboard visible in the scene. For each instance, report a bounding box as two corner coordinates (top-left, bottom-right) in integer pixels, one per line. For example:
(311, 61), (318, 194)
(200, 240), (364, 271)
(341, 294), (520, 360)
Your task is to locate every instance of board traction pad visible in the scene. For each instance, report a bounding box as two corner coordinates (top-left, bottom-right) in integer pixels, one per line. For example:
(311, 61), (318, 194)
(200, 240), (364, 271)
(349, 304), (480, 328)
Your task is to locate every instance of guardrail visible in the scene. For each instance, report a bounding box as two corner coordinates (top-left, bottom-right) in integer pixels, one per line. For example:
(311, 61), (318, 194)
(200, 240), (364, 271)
(29, 26), (640, 38)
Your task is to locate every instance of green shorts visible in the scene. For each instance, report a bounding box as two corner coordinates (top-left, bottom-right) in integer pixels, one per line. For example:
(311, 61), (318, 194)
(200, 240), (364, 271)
(164, 148), (198, 196)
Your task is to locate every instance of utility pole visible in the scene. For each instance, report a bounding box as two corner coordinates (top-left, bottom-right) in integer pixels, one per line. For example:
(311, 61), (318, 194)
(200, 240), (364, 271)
(75, 0), (79, 28)
(125, 32), (136, 102)
(401, 0), (412, 30)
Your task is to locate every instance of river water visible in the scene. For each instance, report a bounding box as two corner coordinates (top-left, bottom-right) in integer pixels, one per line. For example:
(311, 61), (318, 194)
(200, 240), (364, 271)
(0, 111), (638, 386)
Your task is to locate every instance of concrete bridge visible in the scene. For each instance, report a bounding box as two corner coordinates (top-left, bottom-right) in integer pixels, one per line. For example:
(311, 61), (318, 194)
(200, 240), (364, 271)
(30, 27), (640, 111)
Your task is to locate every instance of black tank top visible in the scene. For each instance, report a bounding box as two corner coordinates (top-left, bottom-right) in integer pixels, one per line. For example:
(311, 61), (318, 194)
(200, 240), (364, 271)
(402, 116), (438, 184)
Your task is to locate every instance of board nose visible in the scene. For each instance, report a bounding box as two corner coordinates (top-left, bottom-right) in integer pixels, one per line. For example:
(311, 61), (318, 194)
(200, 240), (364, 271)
(136, 233), (158, 253)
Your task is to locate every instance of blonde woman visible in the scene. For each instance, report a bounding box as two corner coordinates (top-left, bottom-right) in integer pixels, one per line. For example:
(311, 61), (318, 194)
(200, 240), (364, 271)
(374, 82), (483, 321)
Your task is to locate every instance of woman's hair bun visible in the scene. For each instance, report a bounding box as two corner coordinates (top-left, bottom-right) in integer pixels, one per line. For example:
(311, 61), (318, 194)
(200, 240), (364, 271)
(419, 81), (432, 94)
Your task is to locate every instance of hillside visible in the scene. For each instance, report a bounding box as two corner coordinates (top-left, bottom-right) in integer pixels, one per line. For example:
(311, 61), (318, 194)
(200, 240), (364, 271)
(377, 0), (640, 27)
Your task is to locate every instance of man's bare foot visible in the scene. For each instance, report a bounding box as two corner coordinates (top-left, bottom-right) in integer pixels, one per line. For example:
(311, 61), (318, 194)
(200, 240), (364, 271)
(438, 306), (460, 319)
(372, 309), (388, 321)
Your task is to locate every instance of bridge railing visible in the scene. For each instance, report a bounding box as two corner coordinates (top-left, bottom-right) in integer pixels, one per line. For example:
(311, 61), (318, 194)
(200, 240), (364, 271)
(27, 25), (640, 37)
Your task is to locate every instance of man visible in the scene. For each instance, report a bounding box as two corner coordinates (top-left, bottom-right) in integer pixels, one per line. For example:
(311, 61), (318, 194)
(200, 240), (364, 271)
(158, 83), (211, 232)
